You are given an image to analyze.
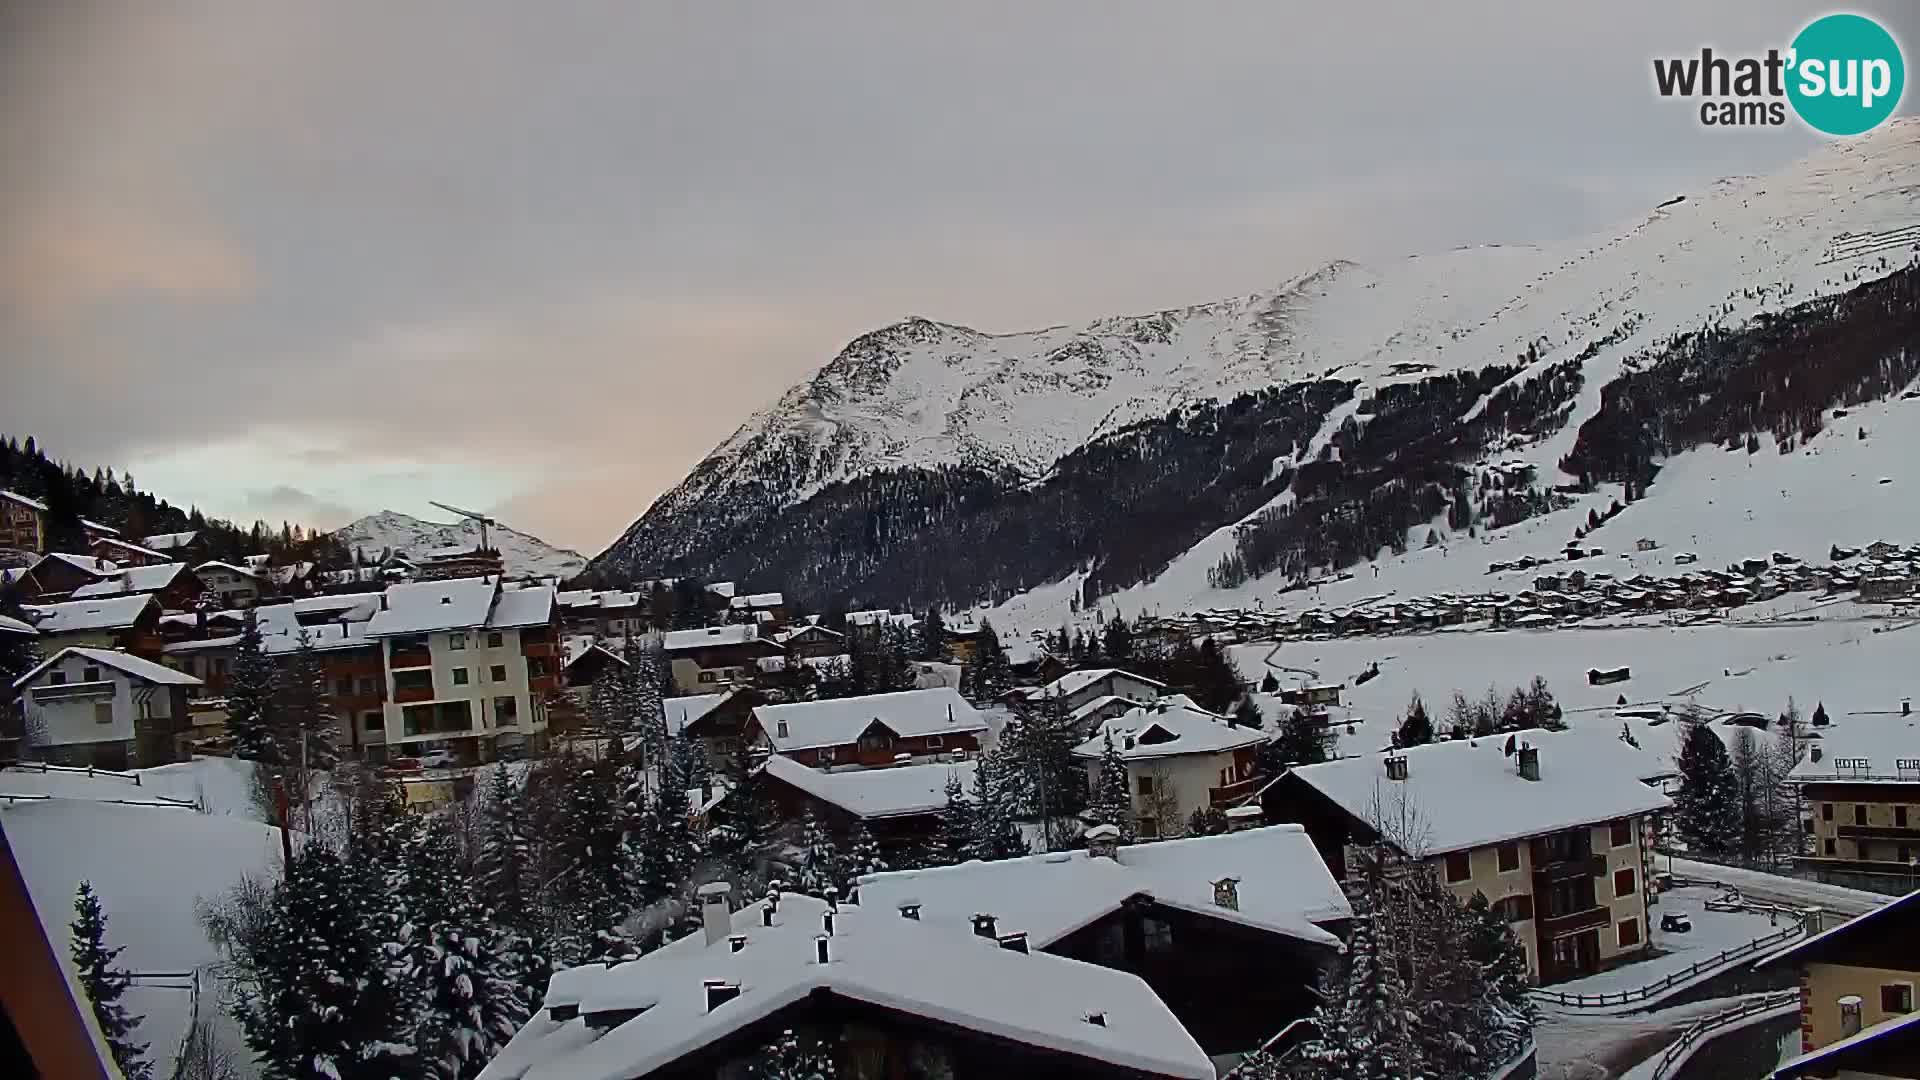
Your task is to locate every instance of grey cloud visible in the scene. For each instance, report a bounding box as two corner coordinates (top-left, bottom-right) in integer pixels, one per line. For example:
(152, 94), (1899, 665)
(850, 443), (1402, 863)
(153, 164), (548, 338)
(243, 485), (356, 530)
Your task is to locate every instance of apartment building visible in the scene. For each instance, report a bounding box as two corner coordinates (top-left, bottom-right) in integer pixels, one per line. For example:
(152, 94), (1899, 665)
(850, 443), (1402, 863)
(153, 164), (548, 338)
(661, 623), (785, 693)
(1266, 729), (1670, 984)
(365, 578), (559, 764)
(1794, 731), (1920, 890)
(0, 489), (47, 552)
(1072, 698), (1267, 839)
(1759, 888), (1920, 1062)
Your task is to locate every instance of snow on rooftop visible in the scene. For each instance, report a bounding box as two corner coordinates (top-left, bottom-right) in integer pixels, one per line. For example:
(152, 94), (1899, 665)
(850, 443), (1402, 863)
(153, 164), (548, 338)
(13, 646), (202, 690)
(857, 825), (1349, 951)
(291, 591), (382, 617)
(366, 577), (498, 636)
(660, 623), (765, 652)
(728, 591), (784, 609)
(760, 754), (976, 819)
(844, 609), (916, 629)
(752, 687), (988, 753)
(703, 580), (737, 599)
(0, 613), (36, 635)
(484, 892), (1212, 1080)
(1, 488), (48, 512)
(92, 537), (170, 561)
(489, 585), (557, 630)
(663, 692), (728, 736)
(1286, 728), (1671, 855)
(39, 551), (118, 577)
(70, 562), (189, 599)
(1070, 700), (1266, 761)
(1789, 721), (1920, 783)
(139, 530), (198, 550)
(22, 594), (155, 633)
(1042, 667), (1166, 699)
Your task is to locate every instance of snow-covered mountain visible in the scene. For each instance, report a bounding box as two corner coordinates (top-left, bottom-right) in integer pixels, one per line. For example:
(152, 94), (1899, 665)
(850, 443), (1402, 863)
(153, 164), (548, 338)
(596, 121), (1920, 618)
(335, 509), (586, 580)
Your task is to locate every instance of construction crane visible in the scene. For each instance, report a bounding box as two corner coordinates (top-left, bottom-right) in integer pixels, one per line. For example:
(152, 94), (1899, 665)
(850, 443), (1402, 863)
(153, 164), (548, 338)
(429, 501), (498, 552)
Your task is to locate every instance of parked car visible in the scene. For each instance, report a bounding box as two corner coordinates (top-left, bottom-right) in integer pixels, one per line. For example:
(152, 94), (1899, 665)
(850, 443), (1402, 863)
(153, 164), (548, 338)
(419, 749), (458, 769)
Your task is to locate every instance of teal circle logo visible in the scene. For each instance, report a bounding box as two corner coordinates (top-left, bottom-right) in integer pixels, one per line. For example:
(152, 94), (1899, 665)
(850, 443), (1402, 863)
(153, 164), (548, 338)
(1787, 14), (1905, 136)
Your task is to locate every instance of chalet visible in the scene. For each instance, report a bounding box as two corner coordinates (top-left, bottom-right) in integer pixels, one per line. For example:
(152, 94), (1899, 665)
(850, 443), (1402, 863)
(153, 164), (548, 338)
(1792, 734), (1920, 888)
(1264, 730), (1670, 984)
(751, 753), (976, 853)
(17, 553), (119, 600)
(1029, 667), (1166, 715)
(195, 561), (262, 607)
(728, 591), (788, 628)
(140, 530), (208, 563)
(80, 519), (119, 545)
(772, 621), (845, 660)
(1758, 888), (1920, 1062)
(661, 624), (785, 694)
(1587, 666), (1632, 686)
(0, 490), (48, 552)
(672, 687), (764, 770)
(417, 546), (505, 582)
(22, 595), (164, 659)
(1772, 1009), (1920, 1079)
(69, 562), (202, 612)
(86, 536), (170, 568)
(941, 623), (987, 664)
(1009, 653), (1071, 686)
(553, 639), (625, 732)
(11, 647), (200, 769)
(1072, 700), (1267, 839)
(555, 588), (647, 638)
(856, 824), (1352, 1055)
(1860, 574), (1915, 602)
(1278, 683), (1343, 709)
(489, 890), (1214, 1080)
(364, 578), (560, 765)
(751, 687), (987, 769)
(844, 608), (918, 642)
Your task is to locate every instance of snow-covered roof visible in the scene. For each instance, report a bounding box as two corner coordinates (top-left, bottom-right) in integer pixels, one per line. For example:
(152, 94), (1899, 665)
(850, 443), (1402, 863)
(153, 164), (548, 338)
(844, 609), (916, 629)
(660, 623), (766, 652)
(247, 604), (377, 655)
(1041, 667), (1166, 700)
(1284, 729), (1672, 856)
(193, 560), (260, 579)
(1788, 724), (1920, 784)
(480, 892), (1212, 1080)
(702, 580), (737, 599)
(70, 562), (190, 599)
(13, 646), (202, 690)
(752, 688), (988, 753)
(728, 591), (784, 610)
(759, 754), (976, 819)
(1068, 694), (1132, 723)
(82, 519), (118, 536)
(1, 489), (48, 512)
(23, 594), (155, 633)
(489, 585), (556, 630)
(663, 692), (729, 737)
(773, 623), (843, 644)
(36, 552), (118, 578)
(140, 530), (199, 551)
(857, 825), (1349, 950)
(91, 536), (170, 562)
(291, 592), (381, 618)
(1069, 700), (1266, 761)
(0, 613), (36, 635)
(365, 577), (498, 636)
(1772, 1008), (1920, 1079)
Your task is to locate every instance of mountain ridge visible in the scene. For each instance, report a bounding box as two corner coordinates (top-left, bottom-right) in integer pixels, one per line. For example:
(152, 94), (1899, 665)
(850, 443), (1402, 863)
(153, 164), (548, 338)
(335, 509), (586, 581)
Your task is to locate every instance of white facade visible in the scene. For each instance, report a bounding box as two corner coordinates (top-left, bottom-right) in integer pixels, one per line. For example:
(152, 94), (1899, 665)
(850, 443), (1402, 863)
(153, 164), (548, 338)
(381, 626), (547, 747)
(13, 648), (197, 767)
(1089, 748), (1257, 840)
(196, 564), (260, 607)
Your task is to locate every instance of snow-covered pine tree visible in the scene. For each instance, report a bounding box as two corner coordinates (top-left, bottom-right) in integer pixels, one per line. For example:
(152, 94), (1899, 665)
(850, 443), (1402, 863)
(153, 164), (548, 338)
(743, 1027), (838, 1079)
(476, 763), (549, 1002)
(236, 844), (413, 1080)
(1675, 721), (1742, 854)
(226, 608), (281, 763)
(1270, 705), (1329, 768)
(619, 631), (667, 770)
(918, 608), (947, 661)
(1086, 730), (1136, 843)
(276, 627), (339, 769)
(550, 761), (634, 966)
(638, 779), (699, 905)
(969, 753), (1027, 861)
(1395, 693), (1434, 747)
(1230, 696), (1264, 729)
(961, 619), (1011, 702)
(1322, 881), (1413, 1079)
(928, 771), (974, 866)
(70, 881), (150, 1080)
(795, 807), (841, 900)
(838, 823), (887, 900)
(1191, 637), (1244, 714)
(1461, 892), (1535, 1066)
(672, 730), (712, 803)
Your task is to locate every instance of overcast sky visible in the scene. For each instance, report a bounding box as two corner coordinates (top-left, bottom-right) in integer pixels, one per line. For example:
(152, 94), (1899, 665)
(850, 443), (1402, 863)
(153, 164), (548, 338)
(3, 2), (1914, 553)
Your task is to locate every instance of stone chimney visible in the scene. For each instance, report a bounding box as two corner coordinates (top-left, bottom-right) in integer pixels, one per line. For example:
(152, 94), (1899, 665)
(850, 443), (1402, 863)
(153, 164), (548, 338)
(1225, 805), (1263, 832)
(1385, 755), (1409, 782)
(699, 881), (733, 947)
(1518, 745), (1541, 782)
(971, 913), (997, 939)
(1085, 823), (1121, 859)
(1212, 876), (1241, 911)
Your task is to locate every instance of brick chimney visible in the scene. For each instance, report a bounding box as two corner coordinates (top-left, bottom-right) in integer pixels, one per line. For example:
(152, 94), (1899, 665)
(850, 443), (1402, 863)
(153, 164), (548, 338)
(698, 881), (733, 946)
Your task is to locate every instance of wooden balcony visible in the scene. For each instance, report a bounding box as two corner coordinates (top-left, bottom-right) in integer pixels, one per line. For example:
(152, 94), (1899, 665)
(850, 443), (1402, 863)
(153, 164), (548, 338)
(1836, 823), (1920, 841)
(389, 647), (432, 670)
(1209, 775), (1266, 807)
(393, 685), (435, 704)
(1533, 853), (1607, 884)
(1537, 905), (1610, 939)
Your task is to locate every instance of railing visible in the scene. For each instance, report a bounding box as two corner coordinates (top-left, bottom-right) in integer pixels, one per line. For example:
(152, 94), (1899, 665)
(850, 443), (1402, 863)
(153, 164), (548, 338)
(1538, 904), (1612, 938)
(1530, 916), (1807, 1010)
(1648, 990), (1800, 1080)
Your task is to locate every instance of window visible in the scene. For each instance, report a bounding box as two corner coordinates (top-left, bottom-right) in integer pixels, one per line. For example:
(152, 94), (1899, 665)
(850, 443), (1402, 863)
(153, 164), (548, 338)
(490, 664), (508, 683)
(1825, 838), (1837, 855)
(49, 670), (67, 685)
(1496, 895), (1533, 923)
(1136, 775), (1154, 796)
(1444, 852), (1472, 883)
(1497, 842), (1520, 873)
(93, 702), (114, 725)
(359, 677), (378, 696)
(484, 632), (503, 649)
(927, 736), (944, 750)
(449, 633), (467, 651)
(1822, 803), (1834, 821)
(1617, 917), (1641, 948)
(528, 658), (550, 677)
(1856, 804), (1869, 826)
(698, 671), (717, 684)
(1614, 867), (1637, 897)
(452, 668), (469, 686)
(214, 658), (228, 675)
(494, 697), (519, 725)
(1883, 983), (1914, 1014)
(1610, 819), (1633, 847)
(1137, 816), (1159, 838)
(83, 666), (101, 682)
(1899, 806), (1910, 828)
(336, 678), (354, 696)
(363, 712), (381, 731)
(1143, 916), (1173, 953)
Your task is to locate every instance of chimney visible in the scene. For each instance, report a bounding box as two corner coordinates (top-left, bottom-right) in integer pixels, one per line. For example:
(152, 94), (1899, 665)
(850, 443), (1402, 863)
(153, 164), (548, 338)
(1085, 823), (1121, 860)
(898, 902), (921, 921)
(1384, 755), (1409, 782)
(699, 881), (733, 947)
(761, 904), (775, 927)
(997, 932), (1030, 954)
(1518, 745), (1541, 782)
(814, 934), (831, 964)
(1225, 805), (1263, 832)
(822, 911), (835, 936)
(1212, 876), (1241, 912)
(971, 913), (997, 939)
(704, 980), (740, 1011)
(728, 934), (747, 953)
(1811, 746), (1823, 763)
(1084, 1012), (1108, 1028)
(777, 718), (789, 739)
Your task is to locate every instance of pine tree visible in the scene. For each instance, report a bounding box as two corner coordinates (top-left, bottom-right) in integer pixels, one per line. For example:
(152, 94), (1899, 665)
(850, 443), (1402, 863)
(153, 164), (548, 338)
(918, 608), (947, 661)
(1462, 892), (1535, 1065)
(476, 764), (548, 1002)
(1101, 616), (1134, 663)
(1675, 722), (1742, 855)
(1230, 697), (1264, 729)
(227, 608), (281, 763)
(1293, 880), (1413, 1079)
(70, 882), (150, 1080)
(274, 627), (339, 771)
(1191, 637), (1244, 714)
(795, 808), (841, 900)
(1271, 706), (1329, 767)
(929, 771), (974, 866)
(1811, 701), (1829, 728)
(1396, 693), (1434, 747)
(962, 619), (1011, 702)
(838, 823), (887, 899)
(745, 1027), (837, 1078)
(969, 755), (1027, 861)
(550, 761), (634, 966)
(1086, 731), (1136, 843)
